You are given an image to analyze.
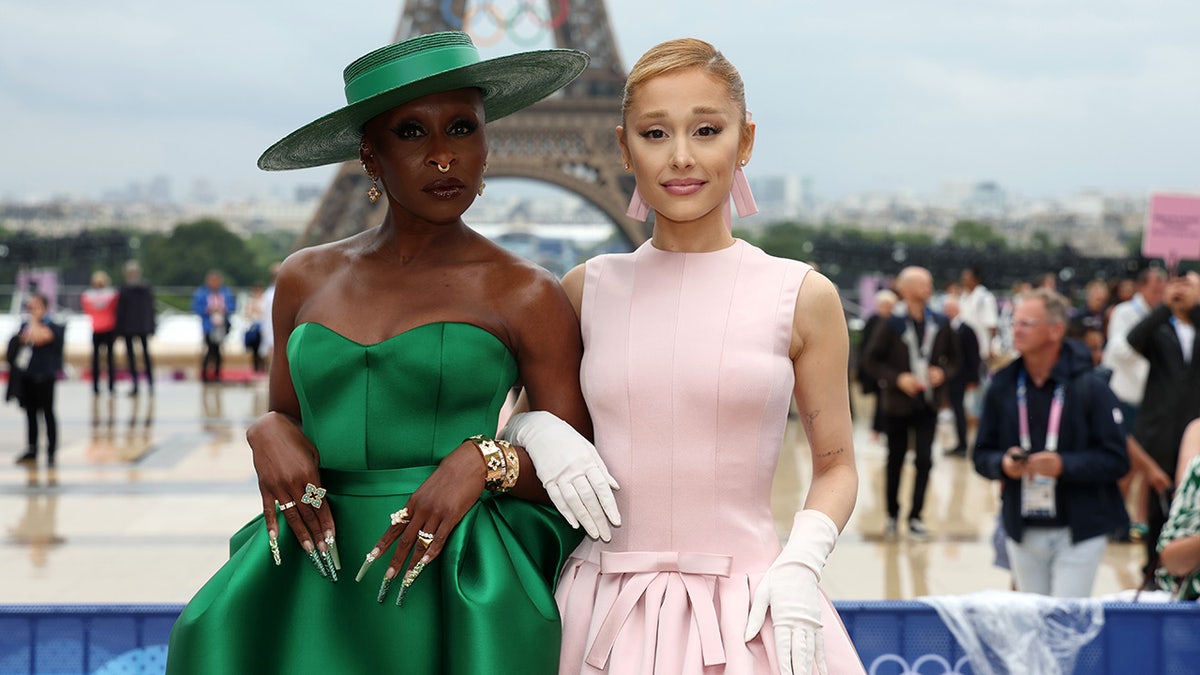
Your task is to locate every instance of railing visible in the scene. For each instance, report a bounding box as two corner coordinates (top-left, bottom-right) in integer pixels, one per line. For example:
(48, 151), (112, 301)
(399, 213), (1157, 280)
(2, 601), (1197, 674)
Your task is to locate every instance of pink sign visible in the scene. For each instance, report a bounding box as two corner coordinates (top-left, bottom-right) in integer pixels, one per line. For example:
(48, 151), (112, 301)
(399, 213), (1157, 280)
(1143, 192), (1200, 264)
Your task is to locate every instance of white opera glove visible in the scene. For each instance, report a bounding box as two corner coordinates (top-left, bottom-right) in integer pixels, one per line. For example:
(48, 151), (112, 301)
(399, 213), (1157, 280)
(745, 509), (839, 675)
(498, 411), (621, 541)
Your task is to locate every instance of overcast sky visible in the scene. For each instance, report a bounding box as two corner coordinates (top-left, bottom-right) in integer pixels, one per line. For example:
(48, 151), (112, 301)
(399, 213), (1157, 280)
(2, 0), (1198, 203)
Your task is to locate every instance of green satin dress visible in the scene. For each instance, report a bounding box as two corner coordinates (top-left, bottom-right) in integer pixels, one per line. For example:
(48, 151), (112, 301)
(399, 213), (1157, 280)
(167, 322), (582, 674)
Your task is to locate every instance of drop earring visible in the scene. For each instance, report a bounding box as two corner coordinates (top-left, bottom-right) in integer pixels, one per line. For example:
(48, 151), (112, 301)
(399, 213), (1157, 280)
(625, 187), (650, 221)
(731, 161), (757, 218)
(361, 156), (381, 204)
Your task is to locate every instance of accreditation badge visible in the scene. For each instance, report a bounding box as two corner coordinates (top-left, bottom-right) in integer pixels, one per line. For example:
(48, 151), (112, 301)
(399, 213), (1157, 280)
(1020, 473), (1057, 518)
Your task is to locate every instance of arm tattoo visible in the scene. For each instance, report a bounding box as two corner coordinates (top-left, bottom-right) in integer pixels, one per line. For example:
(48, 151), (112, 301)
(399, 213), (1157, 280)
(817, 447), (846, 459)
(801, 410), (820, 435)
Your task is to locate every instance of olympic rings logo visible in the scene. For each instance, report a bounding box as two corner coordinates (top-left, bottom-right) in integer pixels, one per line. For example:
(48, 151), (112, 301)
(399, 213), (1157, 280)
(867, 653), (972, 675)
(441, 0), (571, 47)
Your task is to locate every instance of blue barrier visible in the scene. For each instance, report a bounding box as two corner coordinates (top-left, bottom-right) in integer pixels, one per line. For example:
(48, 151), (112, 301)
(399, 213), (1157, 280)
(839, 601), (1200, 674)
(1, 601), (1198, 674)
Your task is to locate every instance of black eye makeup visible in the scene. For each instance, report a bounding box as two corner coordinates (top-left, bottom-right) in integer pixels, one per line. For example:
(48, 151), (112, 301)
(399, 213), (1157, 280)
(447, 117), (479, 136)
(390, 120), (426, 140)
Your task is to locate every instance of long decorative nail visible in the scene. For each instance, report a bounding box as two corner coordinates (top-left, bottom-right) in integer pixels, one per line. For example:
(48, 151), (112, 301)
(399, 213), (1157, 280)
(325, 532), (341, 570)
(377, 570), (395, 604)
(396, 556), (430, 607)
(356, 549), (379, 583)
(321, 550), (339, 582)
(268, 532), (282, 566)
(303, 542), (328, 578)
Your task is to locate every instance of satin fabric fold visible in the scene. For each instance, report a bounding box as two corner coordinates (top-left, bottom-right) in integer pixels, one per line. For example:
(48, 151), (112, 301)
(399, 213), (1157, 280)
(585, 552), (733, 668)
(167, 322), (581, 674)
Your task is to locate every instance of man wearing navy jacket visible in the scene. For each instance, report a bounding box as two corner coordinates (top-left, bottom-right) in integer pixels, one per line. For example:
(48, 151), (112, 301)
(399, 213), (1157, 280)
(974, 288), (1129, 597)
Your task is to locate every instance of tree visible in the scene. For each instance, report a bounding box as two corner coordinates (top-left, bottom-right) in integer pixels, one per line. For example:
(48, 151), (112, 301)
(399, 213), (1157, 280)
(141, 218), (257, 287)
(948, 219), (1007, 250)
(754, 221), (818, 261)
(245, 230), (298, 282)
(1125, 231), (1144, 258)
(1029, 231), (1054, 252)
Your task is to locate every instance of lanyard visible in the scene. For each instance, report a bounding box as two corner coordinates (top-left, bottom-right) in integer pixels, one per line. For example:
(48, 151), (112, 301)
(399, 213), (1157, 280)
(1017, 370), (1065, 454)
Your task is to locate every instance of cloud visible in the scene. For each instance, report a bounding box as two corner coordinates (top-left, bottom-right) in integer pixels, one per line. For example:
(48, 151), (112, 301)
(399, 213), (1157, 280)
(1, 0), (1197, 200)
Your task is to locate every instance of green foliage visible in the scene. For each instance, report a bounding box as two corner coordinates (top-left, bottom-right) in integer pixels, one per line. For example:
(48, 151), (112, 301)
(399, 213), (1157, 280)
(245, 230), (296, 283)
(1125, 231), (1144, 258)
(892, 231), (936, 246)
(1029, 231), (1054, 252)
(754, 221), (819, 260)
(141, 218), (258, 287)
(948, 219), (1008, 250)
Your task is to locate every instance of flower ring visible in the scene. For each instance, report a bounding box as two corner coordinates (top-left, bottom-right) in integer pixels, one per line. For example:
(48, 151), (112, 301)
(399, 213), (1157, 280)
(391, 508), (410, 526)
(301, 483), (327, 509)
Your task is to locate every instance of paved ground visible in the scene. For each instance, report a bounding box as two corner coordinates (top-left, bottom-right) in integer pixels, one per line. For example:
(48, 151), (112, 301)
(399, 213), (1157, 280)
(0, 377), (1146, 604)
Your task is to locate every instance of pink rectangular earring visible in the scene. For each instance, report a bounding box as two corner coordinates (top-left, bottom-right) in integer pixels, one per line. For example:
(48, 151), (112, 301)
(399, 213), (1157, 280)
(732, 110), (758, 218)
(731, 161), (758, 218)
(624, 161), (651, 221)
(625, 187), (650, 221)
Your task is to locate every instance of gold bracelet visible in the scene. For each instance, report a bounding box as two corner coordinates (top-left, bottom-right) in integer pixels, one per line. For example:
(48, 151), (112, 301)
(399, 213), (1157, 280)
(466, 434), (507, 488)
(494, 440), (519, 493)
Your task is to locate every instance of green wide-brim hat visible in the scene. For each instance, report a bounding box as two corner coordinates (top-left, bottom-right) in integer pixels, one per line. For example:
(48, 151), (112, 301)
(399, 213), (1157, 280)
(258, 31), (589, 171)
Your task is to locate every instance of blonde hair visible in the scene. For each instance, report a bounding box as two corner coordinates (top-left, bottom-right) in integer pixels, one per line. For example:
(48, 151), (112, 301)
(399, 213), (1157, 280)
(622, 38), (749, 139)
(91, 270), (111, 288)
(1023, 288), (1070, 325)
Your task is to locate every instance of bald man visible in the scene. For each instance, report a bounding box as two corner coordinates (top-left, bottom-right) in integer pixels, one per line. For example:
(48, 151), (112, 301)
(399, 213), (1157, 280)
(864, 267), (962, 540)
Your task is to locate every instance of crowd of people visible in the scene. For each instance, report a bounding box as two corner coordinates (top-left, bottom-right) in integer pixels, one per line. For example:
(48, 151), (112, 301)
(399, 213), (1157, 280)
(858, 264), (1200, 601)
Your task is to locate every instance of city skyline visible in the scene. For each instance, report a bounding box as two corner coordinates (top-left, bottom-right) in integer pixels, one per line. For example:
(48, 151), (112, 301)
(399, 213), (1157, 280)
(2, 1), (1198, 203)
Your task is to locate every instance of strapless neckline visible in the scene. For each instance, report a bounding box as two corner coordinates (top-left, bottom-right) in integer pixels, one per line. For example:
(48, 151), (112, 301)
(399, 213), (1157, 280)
(292, 320), (510, 356)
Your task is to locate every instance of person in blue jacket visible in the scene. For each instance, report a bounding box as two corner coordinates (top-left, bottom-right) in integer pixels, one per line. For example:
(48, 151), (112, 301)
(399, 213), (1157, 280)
(973, 287), (1129, 597)
(191, 270), (236, 383)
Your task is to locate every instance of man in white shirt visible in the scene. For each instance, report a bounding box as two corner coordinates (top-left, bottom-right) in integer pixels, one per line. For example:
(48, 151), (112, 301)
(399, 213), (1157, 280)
(959, 267), (998, 366)
(1103, 268), (1167, 427)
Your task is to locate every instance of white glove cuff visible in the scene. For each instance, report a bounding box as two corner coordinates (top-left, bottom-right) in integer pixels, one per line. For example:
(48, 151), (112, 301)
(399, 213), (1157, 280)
(788, 510), (840, 580)
(498, 410), (557, 446)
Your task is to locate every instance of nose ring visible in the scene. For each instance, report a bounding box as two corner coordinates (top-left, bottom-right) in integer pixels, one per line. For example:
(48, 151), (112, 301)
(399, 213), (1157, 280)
(436, 163), (451, 173)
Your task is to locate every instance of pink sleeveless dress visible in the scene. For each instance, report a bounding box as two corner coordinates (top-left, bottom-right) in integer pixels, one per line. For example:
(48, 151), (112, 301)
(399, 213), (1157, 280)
(557, 239), (864, 674)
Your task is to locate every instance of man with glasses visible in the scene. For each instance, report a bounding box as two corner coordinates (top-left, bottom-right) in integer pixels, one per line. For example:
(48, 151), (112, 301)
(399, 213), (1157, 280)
(974, 289), (1129, 597)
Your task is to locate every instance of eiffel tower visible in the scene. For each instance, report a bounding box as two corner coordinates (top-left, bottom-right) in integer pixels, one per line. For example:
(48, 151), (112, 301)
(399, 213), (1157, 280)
(296, 0), (645, 249)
